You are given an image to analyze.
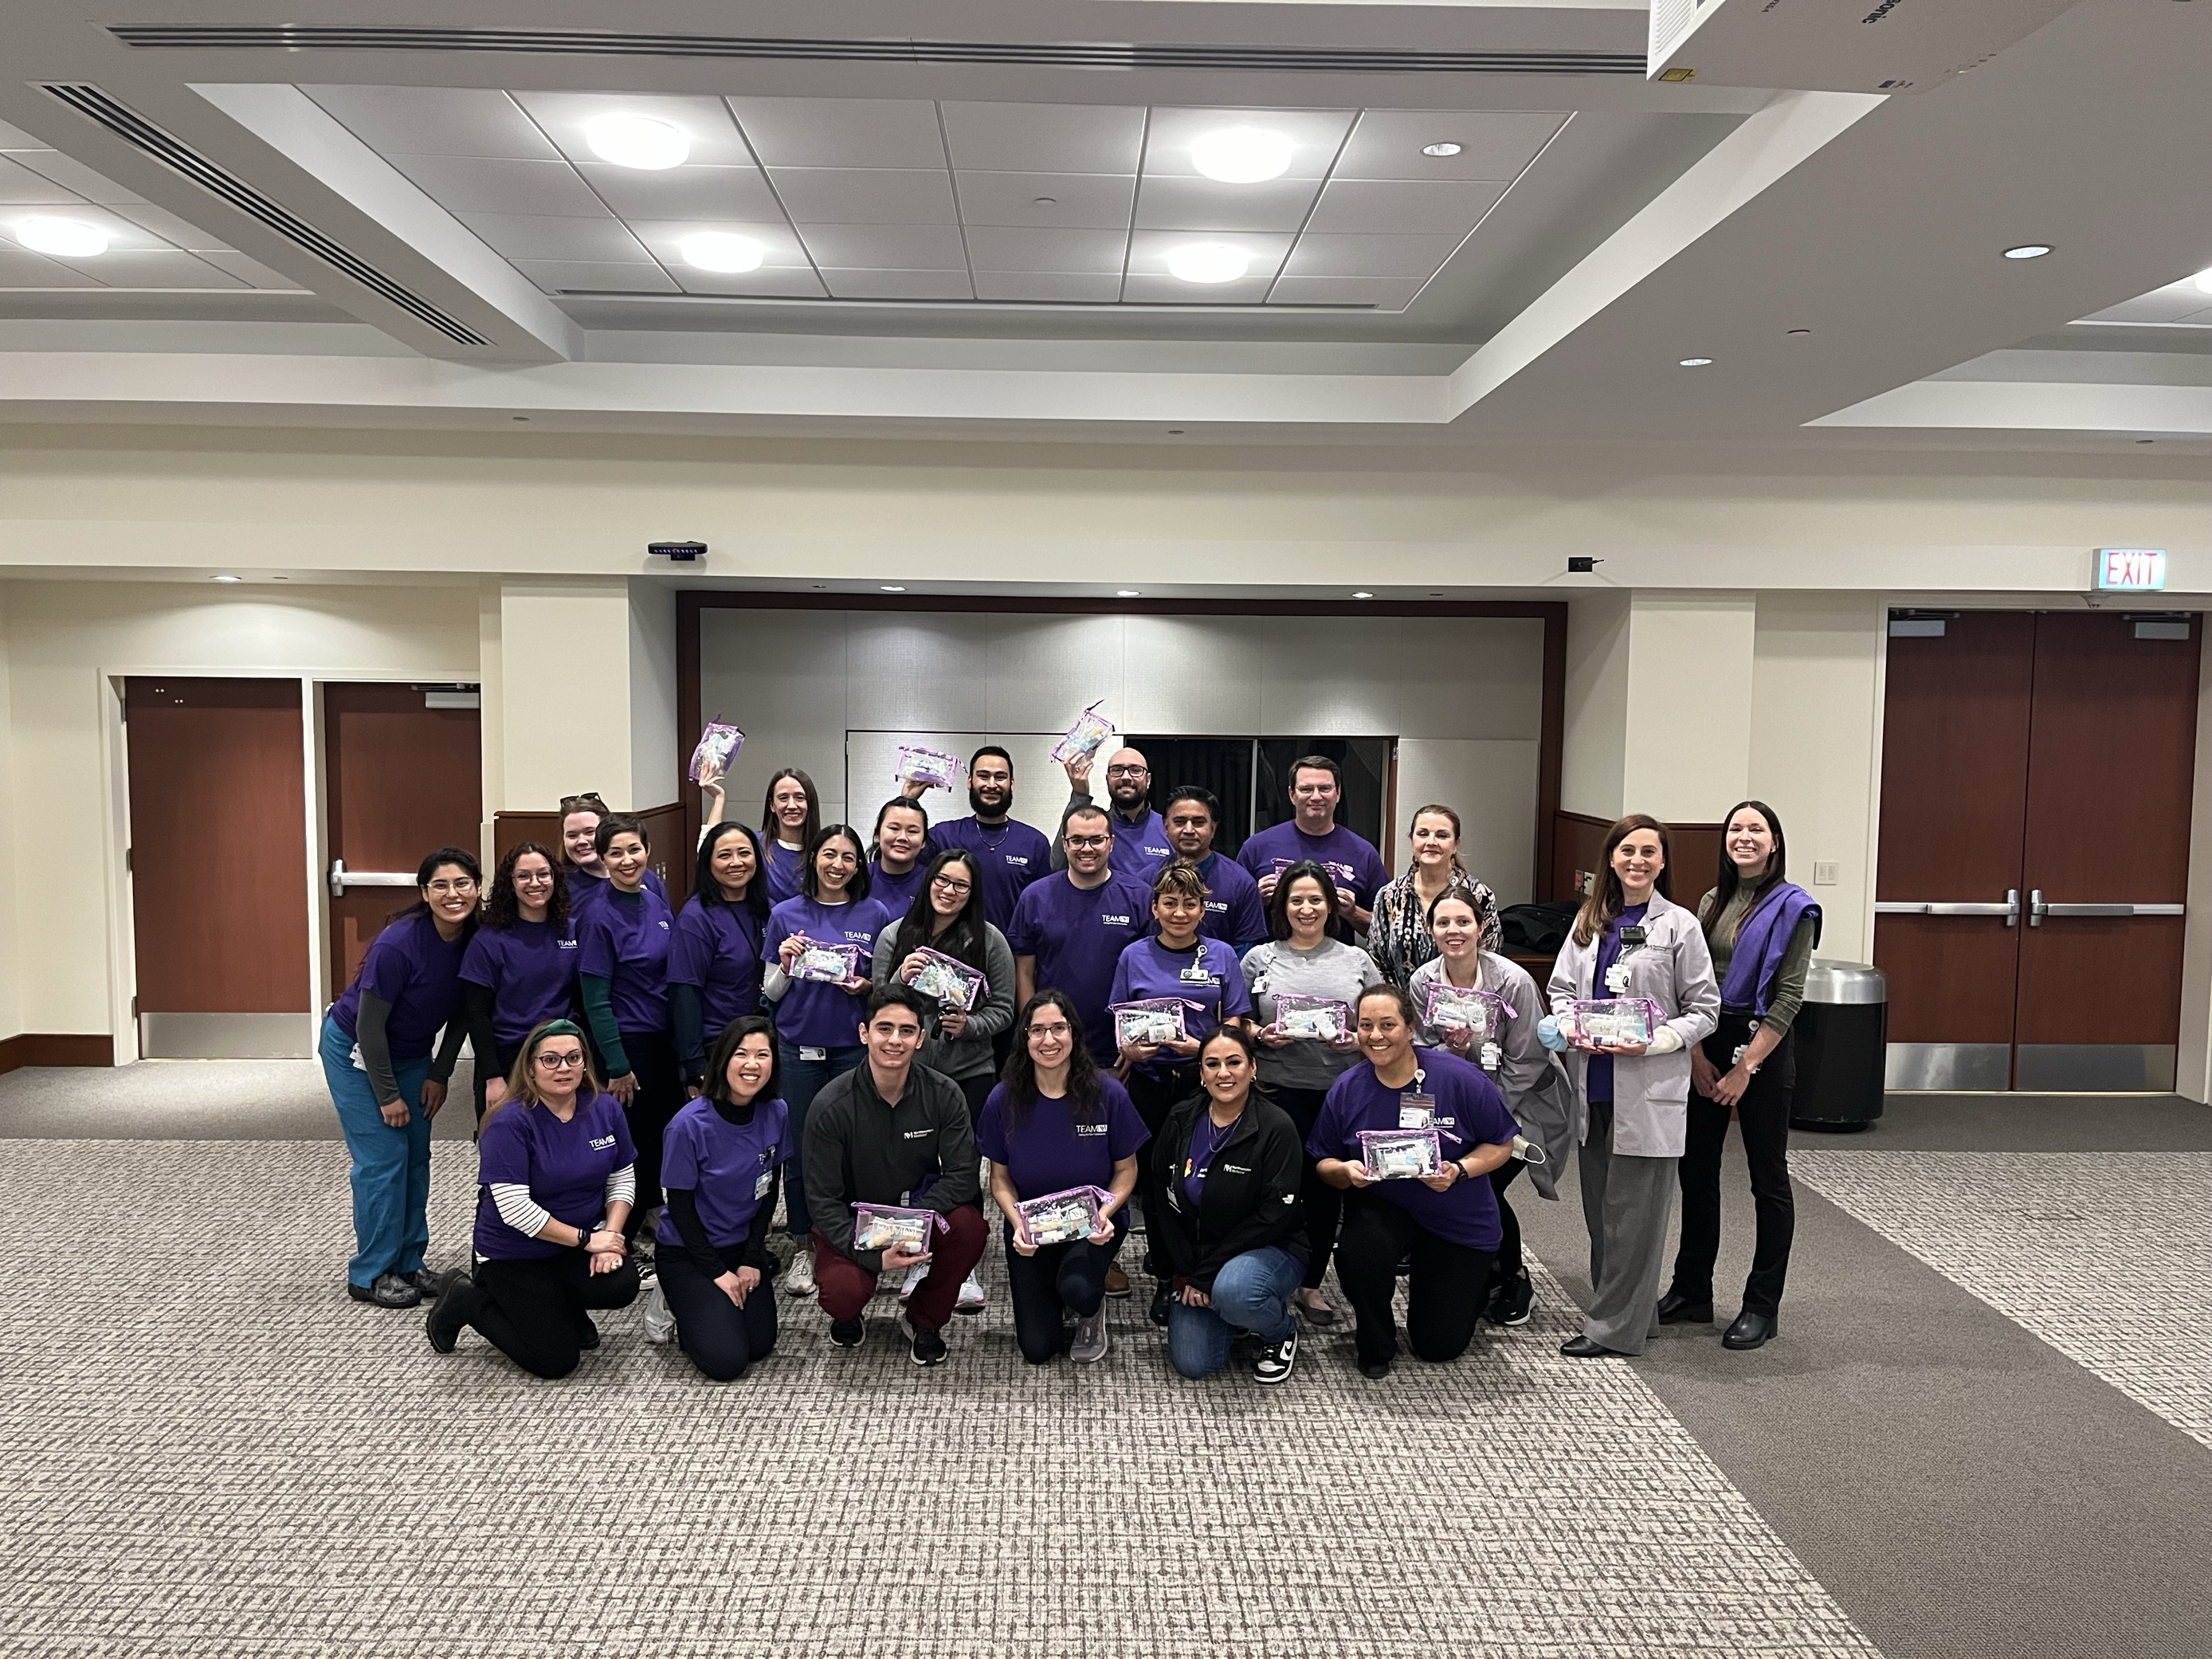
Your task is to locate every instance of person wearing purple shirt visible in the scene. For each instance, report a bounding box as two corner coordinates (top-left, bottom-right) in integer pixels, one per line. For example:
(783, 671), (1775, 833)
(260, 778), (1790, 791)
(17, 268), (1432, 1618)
(575, 815), (680, 1240)
(911, 746), (1054, 934)
(976, 991), (1147, 1366)
(558, 793), (667, 915)
(669, 822), (773, 1088)
(757, 767), (820, 906)
(1161, 785), (1268, 953)
(866, 796), (934, 923)
(1237, 755), (1391, 936)
(1010, 806), (1155, 1069)
(460, 841), (582, 1124)
(426, 1019), (641, 1379)
(320, 847), (480, 1310)
(1108, 863), (1254, 1127)
(762, 823), (890, 1292)
(1055, 745), (1173, 884)
(1312, 986), (1521, 1379)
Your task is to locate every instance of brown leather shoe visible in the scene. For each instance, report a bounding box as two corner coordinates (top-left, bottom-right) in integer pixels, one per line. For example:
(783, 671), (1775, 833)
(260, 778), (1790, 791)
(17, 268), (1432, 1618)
(1104, 1262), (1132, 1300)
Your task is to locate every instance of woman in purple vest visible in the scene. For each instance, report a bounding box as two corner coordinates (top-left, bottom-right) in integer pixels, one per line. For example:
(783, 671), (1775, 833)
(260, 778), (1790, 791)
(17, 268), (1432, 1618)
(1662, 800), (1820, 1352)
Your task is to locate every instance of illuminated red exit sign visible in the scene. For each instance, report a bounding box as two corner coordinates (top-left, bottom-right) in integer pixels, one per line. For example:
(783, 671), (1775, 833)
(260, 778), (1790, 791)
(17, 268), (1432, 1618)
(2094, 548), (2167, 592)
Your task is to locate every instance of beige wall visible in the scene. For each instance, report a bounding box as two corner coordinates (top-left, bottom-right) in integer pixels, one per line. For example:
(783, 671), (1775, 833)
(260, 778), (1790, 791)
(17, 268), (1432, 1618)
(0, 588), (15, 1041)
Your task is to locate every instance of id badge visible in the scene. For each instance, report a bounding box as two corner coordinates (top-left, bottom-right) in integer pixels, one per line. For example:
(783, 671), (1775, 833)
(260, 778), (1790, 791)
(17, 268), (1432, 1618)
(1603, 961), (1632, 994)
(754, 1169), (775, 1200)
(800, 1045), (827, 1062)
(1732, 1045), (1749, 1065)
(1179, 964), (1215, 986)
(1398, 1093), (1436, 1130)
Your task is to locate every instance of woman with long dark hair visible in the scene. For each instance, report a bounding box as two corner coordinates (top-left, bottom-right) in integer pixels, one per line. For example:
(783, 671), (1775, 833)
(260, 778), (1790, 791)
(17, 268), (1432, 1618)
(975, 990), (1146, 1366)
(669, 822), (772, 1092)
(575, 814), (680, 1240)
(759, 767), (821, 906)
(460, 841), (577, 1123)
(867, 796), (934, 920)
(424, 1019), (639, 1378)
(871, 848), (1017, 1121)
(1366, 804), (1501, 988)
(1543, 814), (1718, 1359)
(320, 846), (480, 1308)
(1662, 800), (1820, 1351)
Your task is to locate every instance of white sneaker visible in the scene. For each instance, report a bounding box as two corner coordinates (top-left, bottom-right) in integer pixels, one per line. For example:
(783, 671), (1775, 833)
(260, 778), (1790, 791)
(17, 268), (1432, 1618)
(898, 1261), (928, 1302)
(641, 1281), (676, 1345)
(955, 1272), (986, 1316)
(1070, 1306), (1109, 1363)
(782, 1245), (817, 1299)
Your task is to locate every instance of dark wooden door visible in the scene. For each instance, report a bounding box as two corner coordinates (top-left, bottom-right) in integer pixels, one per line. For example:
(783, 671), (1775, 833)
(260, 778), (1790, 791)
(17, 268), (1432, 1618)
(2012, 613), (2198, 1088)
(326, 684), (482, 993)
(126, 678), (310, 1047)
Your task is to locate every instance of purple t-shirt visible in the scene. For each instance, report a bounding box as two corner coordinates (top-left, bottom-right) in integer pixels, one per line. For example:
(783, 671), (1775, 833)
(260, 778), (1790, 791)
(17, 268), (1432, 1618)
(654, 1096), (790, 1253)
(473, 1088), (637, 1261)
(930, 815), (1053, 933)
(1237, 821), (1392, 913)
(1193, 852), (1269, 951)
(460, 917), (582, 1047)
(1586, 901), (1649, 1104)
(668, 897), (765, 1033)
(1107, 807), (1175, 882)
(1007, 873), (1155, 1062)
(328, 912), (467, 1062)
(1108, 935), (1253, 1073)
(1182, 1109), (1236, 1203)
(577, 886), (675, 1035)
(762, 839), (806, 906)
(567, 863), (667, 916)
(975, 1077), (1147, 1214)
(869, 858), (930, 924)
(1308, 1049), (1520, 1251)
(764, 894), (892, 1049)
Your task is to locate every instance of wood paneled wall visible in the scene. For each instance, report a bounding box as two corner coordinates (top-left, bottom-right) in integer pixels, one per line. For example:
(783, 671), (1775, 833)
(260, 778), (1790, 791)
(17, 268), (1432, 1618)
(1551, 811), (1724, 908)
(493, 802), (691, 907)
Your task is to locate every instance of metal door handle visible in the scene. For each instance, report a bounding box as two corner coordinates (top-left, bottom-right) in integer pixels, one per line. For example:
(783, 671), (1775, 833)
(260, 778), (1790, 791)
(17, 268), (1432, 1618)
(327, 858), (420, 896)
(2027, 888), (2184, 925)
(1873, 889), (2020, 927)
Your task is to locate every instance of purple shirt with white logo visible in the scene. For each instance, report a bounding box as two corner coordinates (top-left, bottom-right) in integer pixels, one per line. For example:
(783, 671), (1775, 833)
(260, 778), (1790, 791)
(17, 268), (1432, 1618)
(668, 897), (765, 1033)
(764, 895), (892, 1049)
(328, 911), (466, 1062)
(654, 1096), (789, 1253)
(975, 1077), (1148, 1211)
(567, 864), (667, 916)
(1236, 820), (1391, 914)
(1107, 807), (1175, 883)
(473, 1088), (637, 1260)
(1008, 872), (1155, 1062)
(1193, 852), (1269, 951)
(1308, 1049), (1520, 1251)
(929, 814), (1053, 933)
(869, 858), (930, 924)
(577, 886), (675, 1034)
(1108, 935), (1253, 1074)
(460, 917), (582, 1047)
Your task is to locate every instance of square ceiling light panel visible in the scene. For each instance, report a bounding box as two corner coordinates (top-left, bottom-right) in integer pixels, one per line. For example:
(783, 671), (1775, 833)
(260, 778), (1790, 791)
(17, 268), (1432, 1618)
(2077, 274), (2212, 328)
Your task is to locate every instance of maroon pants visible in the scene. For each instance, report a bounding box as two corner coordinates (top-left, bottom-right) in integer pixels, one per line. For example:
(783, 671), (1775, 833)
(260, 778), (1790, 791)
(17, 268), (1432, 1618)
(813, 1204), (987, 1332)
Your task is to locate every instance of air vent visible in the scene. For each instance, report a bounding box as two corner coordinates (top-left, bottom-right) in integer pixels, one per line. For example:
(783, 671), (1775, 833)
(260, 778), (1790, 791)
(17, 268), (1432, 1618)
(39, 82), (492, 347)
(108, 25), (1646, 76)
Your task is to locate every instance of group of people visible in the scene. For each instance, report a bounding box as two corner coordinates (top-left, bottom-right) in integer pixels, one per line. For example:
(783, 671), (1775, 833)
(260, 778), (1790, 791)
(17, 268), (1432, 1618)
(321, 741), (1819, 1384)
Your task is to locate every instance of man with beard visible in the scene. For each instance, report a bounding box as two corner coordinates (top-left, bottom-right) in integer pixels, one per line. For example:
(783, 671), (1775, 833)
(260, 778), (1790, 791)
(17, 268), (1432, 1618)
(904, 745), (1050, 934)
(1162, 785), (1267, 952)
(1055, 745), (1173, 883)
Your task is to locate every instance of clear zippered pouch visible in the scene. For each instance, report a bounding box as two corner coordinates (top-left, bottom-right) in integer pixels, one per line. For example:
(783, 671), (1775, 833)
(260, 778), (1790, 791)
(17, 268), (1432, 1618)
(1111, 997), (1189, 1048)
(909, 947), (986, 1011)
(895, 744), (962, 790)
(1049, 701), (1115, 766)
(1569, 996), (1665, 1047)
(688, 720), (745, 782)
(791, 940), (863, 984)
(1017, 1185), (1110, 1246)
(1422, 982), (1511, 1042)
(1273, 994), (1351, 1042)
(852, 1202), (944, 1255)
(1359, 1128), (1441, 1180)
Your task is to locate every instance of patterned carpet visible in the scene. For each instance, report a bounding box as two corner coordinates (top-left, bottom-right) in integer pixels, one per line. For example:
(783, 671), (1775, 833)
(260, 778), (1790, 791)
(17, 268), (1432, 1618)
(1, 1140), (1882, 1658)
(1795, 1150), (2212, 1451)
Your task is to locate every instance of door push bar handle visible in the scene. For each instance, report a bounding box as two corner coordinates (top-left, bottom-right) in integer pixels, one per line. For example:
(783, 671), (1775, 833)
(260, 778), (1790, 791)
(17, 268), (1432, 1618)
(327, 858), (421, 896)
(1873, 890), (2020, 927)
(2026, 889), (2187, 927)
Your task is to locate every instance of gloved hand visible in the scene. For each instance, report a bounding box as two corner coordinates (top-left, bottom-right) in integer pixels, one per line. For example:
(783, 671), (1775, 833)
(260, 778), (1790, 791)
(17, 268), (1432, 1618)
(1646, 1026), (1683, 1056)
(1536, 1015), (1570, 1052)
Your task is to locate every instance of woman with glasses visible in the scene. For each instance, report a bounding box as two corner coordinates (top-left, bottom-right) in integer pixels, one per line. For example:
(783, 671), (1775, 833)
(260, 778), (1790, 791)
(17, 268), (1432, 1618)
(424, 1019), (640, 1378)
(321, 847), (480, 1310)
(670, 822), (772, 1093)
(459, 842), (580, 1124)
(762, 823), (888, 1300)
(759, 768), (822, 905)
(1367, 804), (1501, 988)
(866, 796), (934, 920)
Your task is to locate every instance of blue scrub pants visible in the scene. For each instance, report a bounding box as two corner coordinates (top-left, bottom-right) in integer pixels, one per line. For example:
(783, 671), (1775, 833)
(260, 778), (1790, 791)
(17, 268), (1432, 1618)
(777, 1042), (863, 1238)
(1166, 1245), (1301, 1378)
(320, 1014), (433, 1288)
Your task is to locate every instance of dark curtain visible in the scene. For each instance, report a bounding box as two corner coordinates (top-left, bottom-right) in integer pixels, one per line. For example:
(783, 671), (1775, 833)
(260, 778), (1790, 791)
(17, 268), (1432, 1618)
(1255, 738), (1390, 849)
(1120, 736), (1257, 857)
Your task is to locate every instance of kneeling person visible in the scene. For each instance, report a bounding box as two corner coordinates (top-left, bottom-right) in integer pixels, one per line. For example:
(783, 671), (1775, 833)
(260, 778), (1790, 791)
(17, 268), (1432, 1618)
(803, 985), (988, 1365)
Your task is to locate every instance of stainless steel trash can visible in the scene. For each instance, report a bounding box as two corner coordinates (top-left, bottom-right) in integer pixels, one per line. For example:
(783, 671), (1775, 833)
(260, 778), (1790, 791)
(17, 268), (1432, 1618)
(1790, 959), (1887, 1131)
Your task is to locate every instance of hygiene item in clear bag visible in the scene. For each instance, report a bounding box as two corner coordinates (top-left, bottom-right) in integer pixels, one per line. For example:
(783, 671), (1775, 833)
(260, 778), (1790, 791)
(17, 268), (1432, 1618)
(1049, 701), (1115, 767)
(1017, 1185), (1109, 1246)
(790, 940), (863, 985)
(1111, 998), (1189, 1049)
(1359, 1128), (1441, 1180)
(851, 1202), (943, 1255)
(1570, 997), (1664, 1047)
(895, 744), (962, 790)
(688, 721), (745, 783)
(909, 947), (986, 1011)
(1273, 994), (1351, 1042)
(1422, 982), (1512, 1043)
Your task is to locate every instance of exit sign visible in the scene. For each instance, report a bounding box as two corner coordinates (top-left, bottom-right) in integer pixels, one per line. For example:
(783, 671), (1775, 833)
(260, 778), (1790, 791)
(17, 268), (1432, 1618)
(2095, 548), (2167, 592)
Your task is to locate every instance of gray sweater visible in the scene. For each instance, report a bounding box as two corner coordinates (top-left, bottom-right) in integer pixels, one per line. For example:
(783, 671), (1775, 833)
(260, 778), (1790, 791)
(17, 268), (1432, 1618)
(1241, 938), (1382, 1091)
(802, 1061), (980, 1270)
(869, 922), (1016, 1082)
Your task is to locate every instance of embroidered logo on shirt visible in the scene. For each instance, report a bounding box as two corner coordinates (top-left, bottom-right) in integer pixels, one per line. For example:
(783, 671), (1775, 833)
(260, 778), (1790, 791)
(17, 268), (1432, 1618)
(1222, 1163), (1253, 1175)
(1006, 855), (1029, 866)
(1144, 845), (1171, 857)
(657, 920), (670, 930)
(1074, 1123), (1108, 1137)
(556, 939), (578, 951)
(901, 1128), (933, 1140)
(590, 1135), (617, 1150)
(1101, 914), (1132, 926)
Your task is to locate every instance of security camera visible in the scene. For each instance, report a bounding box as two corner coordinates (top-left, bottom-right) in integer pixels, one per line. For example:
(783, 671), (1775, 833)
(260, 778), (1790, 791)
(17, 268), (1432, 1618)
(1567, 556), (1601, 574)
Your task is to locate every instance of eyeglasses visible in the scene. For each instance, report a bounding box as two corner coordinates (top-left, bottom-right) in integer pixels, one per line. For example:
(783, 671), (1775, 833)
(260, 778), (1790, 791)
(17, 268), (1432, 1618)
(1027, 1022), (1073, 1039)
(1105, 765), (1149, 779)
(931, 875), (974, 895)
(537, 1051), (586, 1069)
(559, 794), (606, 813)
(1065, 834), (1110, 849)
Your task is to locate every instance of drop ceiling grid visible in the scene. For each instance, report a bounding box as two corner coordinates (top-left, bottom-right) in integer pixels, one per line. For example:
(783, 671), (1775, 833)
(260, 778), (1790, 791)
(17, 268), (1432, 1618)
(297, 88), (1568, 312)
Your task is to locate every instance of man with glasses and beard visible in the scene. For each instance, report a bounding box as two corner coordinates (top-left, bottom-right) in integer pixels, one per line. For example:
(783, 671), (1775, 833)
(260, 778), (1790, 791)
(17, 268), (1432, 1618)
(904, 745), (1050, 935)
(1056, 745), (1173, 884)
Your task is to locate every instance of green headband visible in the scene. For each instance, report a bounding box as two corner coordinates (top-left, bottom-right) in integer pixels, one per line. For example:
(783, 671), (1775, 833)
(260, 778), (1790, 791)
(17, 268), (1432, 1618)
(534, 1020), (583, 1041)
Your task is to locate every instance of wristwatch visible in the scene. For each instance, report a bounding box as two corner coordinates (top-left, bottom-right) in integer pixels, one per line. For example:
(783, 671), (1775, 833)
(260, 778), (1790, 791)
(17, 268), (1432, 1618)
(575, 1223), (596, 1250)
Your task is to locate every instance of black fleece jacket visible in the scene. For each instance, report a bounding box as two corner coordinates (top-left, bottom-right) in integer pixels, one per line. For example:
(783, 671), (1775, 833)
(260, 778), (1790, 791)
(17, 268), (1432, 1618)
(1152, 1092), (1308, 1292)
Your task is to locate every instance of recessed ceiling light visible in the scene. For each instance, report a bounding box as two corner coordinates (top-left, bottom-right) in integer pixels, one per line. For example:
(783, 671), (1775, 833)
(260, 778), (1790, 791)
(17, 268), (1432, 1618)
(1031, 196), (1058, 206)
(1678, 356), (1714, 367)
(680, 232), (765, 273)
(1117, 589), (1141, 597)
(586, 113), (689, 171)
(1190, 127), (1293, 184)
(211, 574), (241, 583)
(1167, 242), (1249, 284)
(880, 585), (906, 593)
(2002, 244), (2053, 260)
(1422, 142), (1463, 157)
(1351, 590), (1375, 599)
(15, 214), (108, 257)
(2193, 269), (2212, 295)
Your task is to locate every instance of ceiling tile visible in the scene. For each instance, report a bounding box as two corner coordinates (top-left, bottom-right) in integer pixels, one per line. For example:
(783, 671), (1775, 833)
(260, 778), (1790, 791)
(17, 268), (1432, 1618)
(625, 218), (813, 269)
(941, 103), (1145, 174)
(0, 119), (49, 151)
(769, 168), (957, 226)
(1127, 229), (1293, 280)
(1333, 111), (1567, 182)
(796, 222), (967, 271)
(2082, 288), (2210, 325)
(303, 86), (559, 159)
(971, 271), (1120, 303)
(956, 172), (1134, 230)
(675, 265), (827, 298)
(1302, 179), (1507, 237)
(108, 202), (233, 253)
(514, 259), (680, 294)
(1142, 108), (1355, 182)
(1133, 175), (1321, 233)
(391, 155), (609, 218)
(822, 269), (975, 300)
(962, 226), (1128, 274)
(1121, 271), (1275, 305)
(457, 211), (649, 262)
(575, 163), (780, 222)
(1266, 274), (1422, 310)
(511, 92), (752, 168)
(1281, 232), (1461, 280)
(728, 98), (947, 169)
(194, 249), (305, 289)
(12, 152), (143, 205)
(0, 158), (80, 206)
(0, 246), (99, 288)
(60, 249), (246, 290)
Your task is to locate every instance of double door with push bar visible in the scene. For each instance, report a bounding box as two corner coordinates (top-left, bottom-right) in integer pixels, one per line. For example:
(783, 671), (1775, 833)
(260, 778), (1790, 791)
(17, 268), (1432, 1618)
(1874, 610), (2198, 1091)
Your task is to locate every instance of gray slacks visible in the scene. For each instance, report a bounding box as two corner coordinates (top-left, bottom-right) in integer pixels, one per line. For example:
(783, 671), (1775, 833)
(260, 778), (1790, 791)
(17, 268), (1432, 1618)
(1578, 1098), (1677, 1355)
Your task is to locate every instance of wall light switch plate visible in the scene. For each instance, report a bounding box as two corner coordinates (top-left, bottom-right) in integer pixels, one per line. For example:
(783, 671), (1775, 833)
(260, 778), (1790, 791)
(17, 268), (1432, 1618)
(1813, 861), (1840, 886)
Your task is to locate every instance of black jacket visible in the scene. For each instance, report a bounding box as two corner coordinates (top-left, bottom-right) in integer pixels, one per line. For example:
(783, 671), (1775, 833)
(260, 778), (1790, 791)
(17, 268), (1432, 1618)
(1152, 1092), (1308, 1292)
(803, 1061), (980, 1271)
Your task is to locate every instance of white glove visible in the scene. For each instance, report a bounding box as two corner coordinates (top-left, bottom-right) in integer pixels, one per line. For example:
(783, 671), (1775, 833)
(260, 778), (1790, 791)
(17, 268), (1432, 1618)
(1646, 1026), (1683, 1056)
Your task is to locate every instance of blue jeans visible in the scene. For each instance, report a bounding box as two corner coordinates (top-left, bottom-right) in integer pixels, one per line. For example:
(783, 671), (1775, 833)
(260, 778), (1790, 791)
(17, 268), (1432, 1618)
(777, 1043), (863, 1237)
(1166, 1245), (1302, 1379)
(320, 1014), (433, 1288)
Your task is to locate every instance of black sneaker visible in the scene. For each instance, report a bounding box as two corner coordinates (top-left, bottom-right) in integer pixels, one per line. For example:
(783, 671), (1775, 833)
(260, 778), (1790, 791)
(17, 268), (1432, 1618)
(575, 1316), (601, 1351)
(910, 1324), (947, 1367)
(1253, 1328), (1298, 1385)
(405, 1268), (452, 1299)
(1359, 1357), (1393, 1380)
(347, 1272), (421, 1309)
(425, 1275), (473, 1353)
(829, 1317), (865, 1349)
(1149, 1281), (1174, 1328)
(1487, 1275), (1535, 1327)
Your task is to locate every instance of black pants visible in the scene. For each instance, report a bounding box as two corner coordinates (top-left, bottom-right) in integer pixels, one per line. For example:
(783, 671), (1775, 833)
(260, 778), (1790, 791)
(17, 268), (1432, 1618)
(472, 1038), (524, 1126)
(658, 1250), (779, 1382)
(1335, 1191), (1496, 1369)
(1673, 1015), (1796, 1316)
(1002, 1213), (1125, 1365)
(1271, 1085), (1343, 1292)
(954, 1072), (994, 1126)
(1123, 1062), (1197, 1271)
(1490, 1158), (1526, 1284)
(464, 1252), (641, 1379)
(617, 1028), (685, 1232)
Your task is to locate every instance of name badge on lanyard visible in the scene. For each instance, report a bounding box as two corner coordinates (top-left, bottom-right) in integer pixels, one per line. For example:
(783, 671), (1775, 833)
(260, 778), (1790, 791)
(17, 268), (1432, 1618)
(1398, 1068), (1435, 1130)
(1179, 963), (1216, 986)
(1604, 926), (1648, 995)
